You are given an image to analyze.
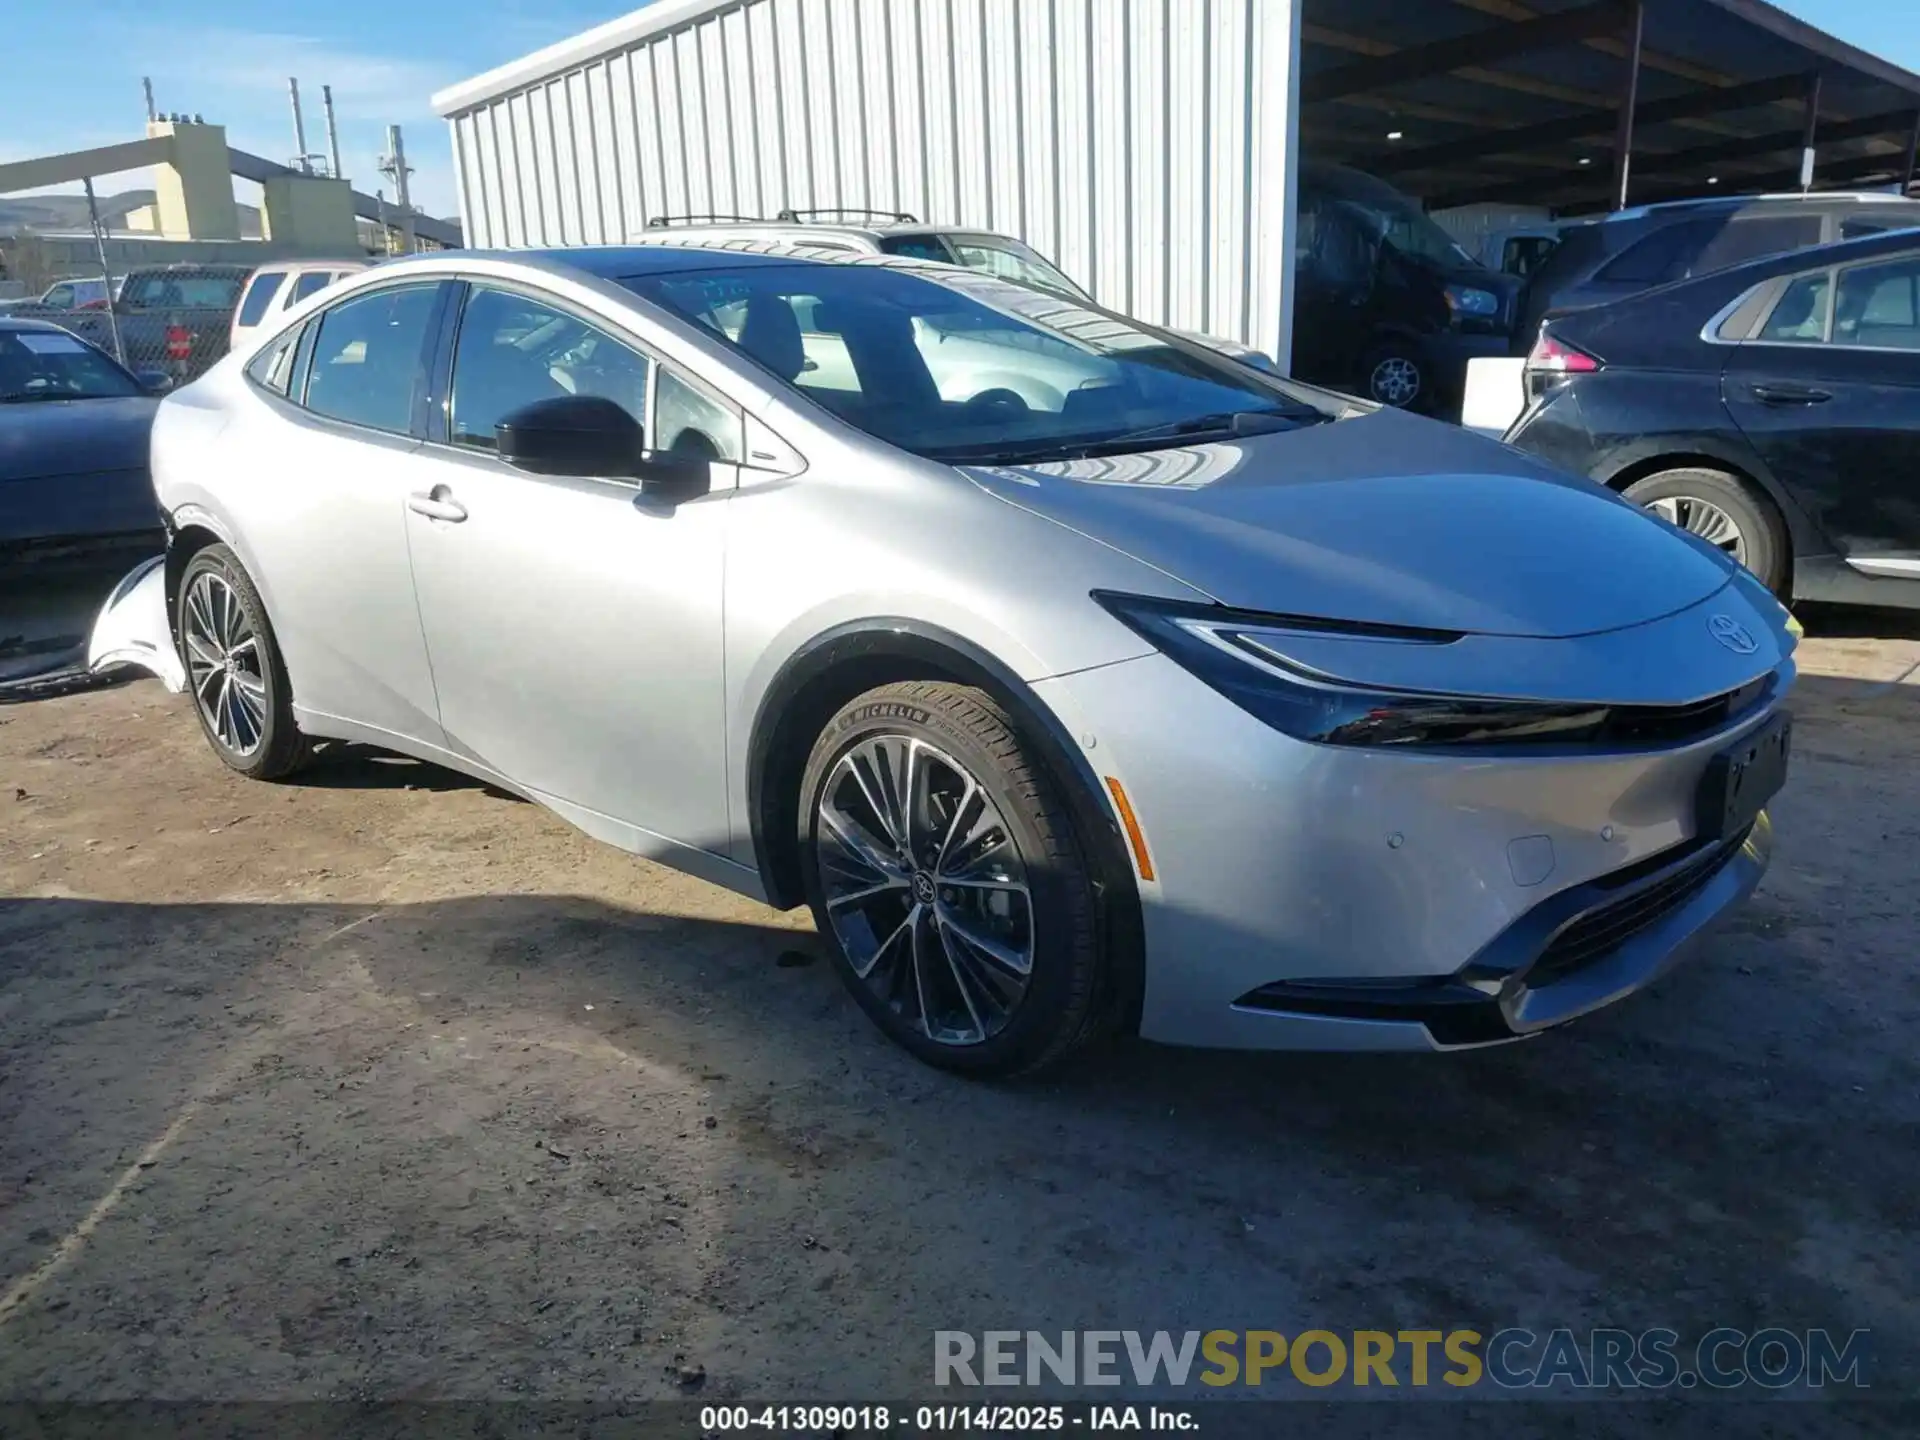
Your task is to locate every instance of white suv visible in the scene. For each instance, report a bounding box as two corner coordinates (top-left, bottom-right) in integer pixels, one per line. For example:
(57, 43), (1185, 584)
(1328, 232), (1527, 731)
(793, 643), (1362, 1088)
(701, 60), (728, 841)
(230, 259), (370, 349)
(629, 210), (1275, 371)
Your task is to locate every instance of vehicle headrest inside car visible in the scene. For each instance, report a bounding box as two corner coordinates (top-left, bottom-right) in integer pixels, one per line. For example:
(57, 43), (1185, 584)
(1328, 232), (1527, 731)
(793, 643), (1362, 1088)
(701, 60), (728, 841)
(737, 294), (807, 382)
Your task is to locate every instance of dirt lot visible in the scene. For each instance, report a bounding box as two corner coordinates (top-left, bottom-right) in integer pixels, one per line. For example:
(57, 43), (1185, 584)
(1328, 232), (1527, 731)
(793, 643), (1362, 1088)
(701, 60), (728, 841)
(1, 612), (1917, 1430)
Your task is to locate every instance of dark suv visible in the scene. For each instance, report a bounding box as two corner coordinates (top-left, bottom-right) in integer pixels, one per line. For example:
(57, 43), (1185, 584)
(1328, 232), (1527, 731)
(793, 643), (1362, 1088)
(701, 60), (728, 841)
(1512, 192), (1920, 350)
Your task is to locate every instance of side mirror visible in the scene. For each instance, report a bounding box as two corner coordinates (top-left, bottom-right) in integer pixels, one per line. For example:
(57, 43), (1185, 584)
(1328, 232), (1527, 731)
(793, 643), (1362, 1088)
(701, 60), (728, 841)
(495, 394), (642, 478)
(135, 369), (174, 394)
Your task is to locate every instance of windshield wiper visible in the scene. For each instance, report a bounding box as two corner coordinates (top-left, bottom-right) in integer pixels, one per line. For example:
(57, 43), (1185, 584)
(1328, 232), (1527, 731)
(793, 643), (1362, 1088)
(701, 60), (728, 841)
(0, 391), (75, 404)
(934, 407), (1329, 468)
(1090, 408), (1322, 449)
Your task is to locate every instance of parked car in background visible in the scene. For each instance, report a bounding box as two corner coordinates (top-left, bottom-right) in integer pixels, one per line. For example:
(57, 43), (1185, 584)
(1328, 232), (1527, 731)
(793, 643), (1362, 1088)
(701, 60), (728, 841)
(230, 259), (370, 349)
(1505, 229), (1920, 611)
(1512, 191), (1920, 350)
(62, 263), (253, 384)
(0, 317), (167, 563)
(630, 211), (1279, 370)
(89, 245), (1795, 1076)
(1290, 162), (1520, 414)
(0, 276), (111, 316)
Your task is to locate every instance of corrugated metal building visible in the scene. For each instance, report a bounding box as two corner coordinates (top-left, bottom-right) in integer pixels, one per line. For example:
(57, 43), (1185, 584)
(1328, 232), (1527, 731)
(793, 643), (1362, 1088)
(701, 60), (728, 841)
(431, 0), (1306, 364)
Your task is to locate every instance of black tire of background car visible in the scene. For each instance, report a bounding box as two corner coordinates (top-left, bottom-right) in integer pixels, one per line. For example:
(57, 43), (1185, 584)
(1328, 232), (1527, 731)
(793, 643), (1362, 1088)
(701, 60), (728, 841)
(1358, 339), (1429, 413)
(176, 544), (314, 780)
(1622, 466), (1789, 597)
(799, 680), (1107, 1078)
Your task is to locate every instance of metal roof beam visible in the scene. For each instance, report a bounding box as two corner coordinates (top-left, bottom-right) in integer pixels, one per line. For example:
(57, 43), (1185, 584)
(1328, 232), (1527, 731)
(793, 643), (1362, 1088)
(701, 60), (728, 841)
(1424, 140), (1913, 210)
(1629, 109), (1920, 178)
(1303, 2), (1627, 104)
(1368, 71), (1813, 177)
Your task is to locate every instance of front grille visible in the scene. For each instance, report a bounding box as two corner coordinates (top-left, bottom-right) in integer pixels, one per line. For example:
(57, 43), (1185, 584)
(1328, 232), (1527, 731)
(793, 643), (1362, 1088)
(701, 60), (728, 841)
(1526, 830), (1748, 987)
(1599, 675), (1771, 747)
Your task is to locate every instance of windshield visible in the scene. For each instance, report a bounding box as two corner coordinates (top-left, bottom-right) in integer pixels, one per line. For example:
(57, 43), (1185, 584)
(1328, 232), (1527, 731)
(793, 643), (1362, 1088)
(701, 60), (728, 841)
(121, 273), (246, 308)
(1316, 167), (1480, 270)
(623, 262), (1333, 464)
(0, 328), (141, 402)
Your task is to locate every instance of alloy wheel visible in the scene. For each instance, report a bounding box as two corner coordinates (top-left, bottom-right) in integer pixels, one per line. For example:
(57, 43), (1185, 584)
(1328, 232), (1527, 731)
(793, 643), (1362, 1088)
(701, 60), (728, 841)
(815, 735), (1034, 1047)
(1644, 494), (1748, 567)
(182, 571), (268, 756)
(1370, 356), (1422, 407)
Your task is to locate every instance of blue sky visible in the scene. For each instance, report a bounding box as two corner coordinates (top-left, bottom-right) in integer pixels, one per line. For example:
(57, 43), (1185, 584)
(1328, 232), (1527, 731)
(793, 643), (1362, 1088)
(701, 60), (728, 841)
(0, 1), (1914, 221)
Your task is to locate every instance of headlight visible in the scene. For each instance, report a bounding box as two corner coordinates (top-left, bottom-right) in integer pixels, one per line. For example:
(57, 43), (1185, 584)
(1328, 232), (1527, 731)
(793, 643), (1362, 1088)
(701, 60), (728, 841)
(1095, 592), (1668, 749)
(1445, 285), (1501, 319)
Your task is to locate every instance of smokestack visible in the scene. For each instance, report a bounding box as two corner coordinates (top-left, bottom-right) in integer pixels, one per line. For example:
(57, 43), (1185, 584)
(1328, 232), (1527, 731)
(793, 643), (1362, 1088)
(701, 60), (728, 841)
(321, 84), (343, 181)
(383, 125), (416, 253)
(288, 77), (310, 173)
(142, 76), (156, 123)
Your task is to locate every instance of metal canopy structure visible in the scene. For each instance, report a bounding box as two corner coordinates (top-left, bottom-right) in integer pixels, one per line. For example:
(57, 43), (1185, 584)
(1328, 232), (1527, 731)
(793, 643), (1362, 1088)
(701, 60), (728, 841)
(1300, 0), (1920, 214)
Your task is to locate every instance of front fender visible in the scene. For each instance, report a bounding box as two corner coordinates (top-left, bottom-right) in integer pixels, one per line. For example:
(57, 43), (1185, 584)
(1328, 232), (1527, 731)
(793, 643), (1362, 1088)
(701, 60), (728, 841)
(87, 555), (185, 692)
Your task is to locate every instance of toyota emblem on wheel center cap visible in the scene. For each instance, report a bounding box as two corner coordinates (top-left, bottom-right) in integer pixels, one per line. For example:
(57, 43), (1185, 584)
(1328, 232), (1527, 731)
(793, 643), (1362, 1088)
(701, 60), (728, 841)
(911, 872), (938, 905)
(1708, 614), (1759, 655)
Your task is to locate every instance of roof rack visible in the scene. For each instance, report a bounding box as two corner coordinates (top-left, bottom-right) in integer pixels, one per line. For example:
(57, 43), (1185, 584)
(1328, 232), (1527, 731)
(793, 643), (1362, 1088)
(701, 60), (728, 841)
(775, 206), (919, 224)
(643, 213), (764, 229)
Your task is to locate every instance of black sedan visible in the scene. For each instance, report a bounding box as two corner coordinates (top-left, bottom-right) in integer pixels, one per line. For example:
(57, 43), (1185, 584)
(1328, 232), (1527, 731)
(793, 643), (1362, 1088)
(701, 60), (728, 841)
(1, 318), (167, 561)
(1506, 228), (1920, 610)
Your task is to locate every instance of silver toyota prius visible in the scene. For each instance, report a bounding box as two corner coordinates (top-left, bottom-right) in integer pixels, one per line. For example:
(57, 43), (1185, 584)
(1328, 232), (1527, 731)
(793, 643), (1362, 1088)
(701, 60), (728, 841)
(89, 244), (1797, 1076)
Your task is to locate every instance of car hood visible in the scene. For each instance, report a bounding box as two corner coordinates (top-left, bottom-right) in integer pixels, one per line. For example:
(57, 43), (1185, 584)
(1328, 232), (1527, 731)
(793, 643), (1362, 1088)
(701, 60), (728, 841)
(0, 394), (156, 482)
(961, 406), (1733, 640)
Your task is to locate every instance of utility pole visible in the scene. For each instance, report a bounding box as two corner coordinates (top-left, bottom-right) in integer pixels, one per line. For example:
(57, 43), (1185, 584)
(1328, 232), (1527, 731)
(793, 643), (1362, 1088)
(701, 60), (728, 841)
(322, 85), (344, 181)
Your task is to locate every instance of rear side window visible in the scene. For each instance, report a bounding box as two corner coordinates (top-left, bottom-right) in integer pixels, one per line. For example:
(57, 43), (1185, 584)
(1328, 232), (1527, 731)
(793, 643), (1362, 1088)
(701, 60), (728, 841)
(301, 284), (441, 434)
(1757, 273), (1832, 343)
(290, 271), (336, 304)
(1694, 216), (1824, 274)
(1842, 218), (1899, 240)
(236, 272), (287, 327)
(1594, 220), (1718, 285)
(1835, 256), (1920, 350)
(879, 235), (957, 264)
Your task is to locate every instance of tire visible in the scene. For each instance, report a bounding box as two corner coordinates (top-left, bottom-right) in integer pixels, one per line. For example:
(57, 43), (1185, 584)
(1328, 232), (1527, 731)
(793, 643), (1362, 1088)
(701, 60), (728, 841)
(175, 543), (313, 779)
(798, 680), (1105, 1077)
(1359, 339), (1429, 412)
(1621, 467), (1788, 596)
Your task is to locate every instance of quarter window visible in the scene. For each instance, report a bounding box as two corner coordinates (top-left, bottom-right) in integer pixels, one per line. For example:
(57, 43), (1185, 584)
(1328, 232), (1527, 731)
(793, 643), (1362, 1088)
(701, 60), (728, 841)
(301, 284), (441, 434)
(449, 287), (650, 451)
(1757, 274), (1831, 344)
(654, 368), (743, 461)
(1835, 256), (1920, 351)
(244, 322), (304, 395)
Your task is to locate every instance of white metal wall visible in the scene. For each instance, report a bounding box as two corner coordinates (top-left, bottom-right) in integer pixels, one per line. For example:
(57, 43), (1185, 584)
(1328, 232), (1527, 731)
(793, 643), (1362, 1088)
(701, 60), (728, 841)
(441, 0), (1303, 364)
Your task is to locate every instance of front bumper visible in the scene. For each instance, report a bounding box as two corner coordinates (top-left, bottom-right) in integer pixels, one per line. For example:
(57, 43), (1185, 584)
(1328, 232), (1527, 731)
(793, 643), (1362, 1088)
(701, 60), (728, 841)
(1033, 637), (1787, 1053)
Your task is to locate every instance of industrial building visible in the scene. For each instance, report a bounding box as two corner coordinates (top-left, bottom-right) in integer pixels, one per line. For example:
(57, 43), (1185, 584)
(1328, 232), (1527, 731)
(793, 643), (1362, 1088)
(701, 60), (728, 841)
(429, 0), (1920, 364)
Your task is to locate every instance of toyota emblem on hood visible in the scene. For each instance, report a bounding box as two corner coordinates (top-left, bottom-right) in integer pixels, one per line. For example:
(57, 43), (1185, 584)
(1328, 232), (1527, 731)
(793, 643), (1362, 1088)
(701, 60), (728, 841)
(1709, 614), (1759, 655)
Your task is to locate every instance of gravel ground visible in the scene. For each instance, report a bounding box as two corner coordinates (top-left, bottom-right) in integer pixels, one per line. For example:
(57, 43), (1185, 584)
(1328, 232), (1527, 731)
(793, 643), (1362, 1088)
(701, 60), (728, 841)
(0, 611), (1916, 1435)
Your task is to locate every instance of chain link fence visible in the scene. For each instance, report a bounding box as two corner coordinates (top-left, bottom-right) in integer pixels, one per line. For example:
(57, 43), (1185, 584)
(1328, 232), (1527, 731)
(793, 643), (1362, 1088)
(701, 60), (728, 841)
(7, 261), (254, 383)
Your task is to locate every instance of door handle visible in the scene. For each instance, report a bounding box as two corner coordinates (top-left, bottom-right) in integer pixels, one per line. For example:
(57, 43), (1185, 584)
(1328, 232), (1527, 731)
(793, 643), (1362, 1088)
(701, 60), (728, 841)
(1750, 384), (1832, 406)
(407, 489), (468, 522)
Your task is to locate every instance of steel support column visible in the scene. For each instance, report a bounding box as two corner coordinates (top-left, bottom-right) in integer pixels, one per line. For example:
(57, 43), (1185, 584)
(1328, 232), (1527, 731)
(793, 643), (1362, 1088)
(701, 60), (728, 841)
(1611, 0), (1645, 210)
(1904, 110), (1920, 196)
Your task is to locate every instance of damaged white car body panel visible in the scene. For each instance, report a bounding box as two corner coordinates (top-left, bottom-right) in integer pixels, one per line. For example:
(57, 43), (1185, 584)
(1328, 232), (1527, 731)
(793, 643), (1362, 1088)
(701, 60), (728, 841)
(87, 554), (186, 692)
